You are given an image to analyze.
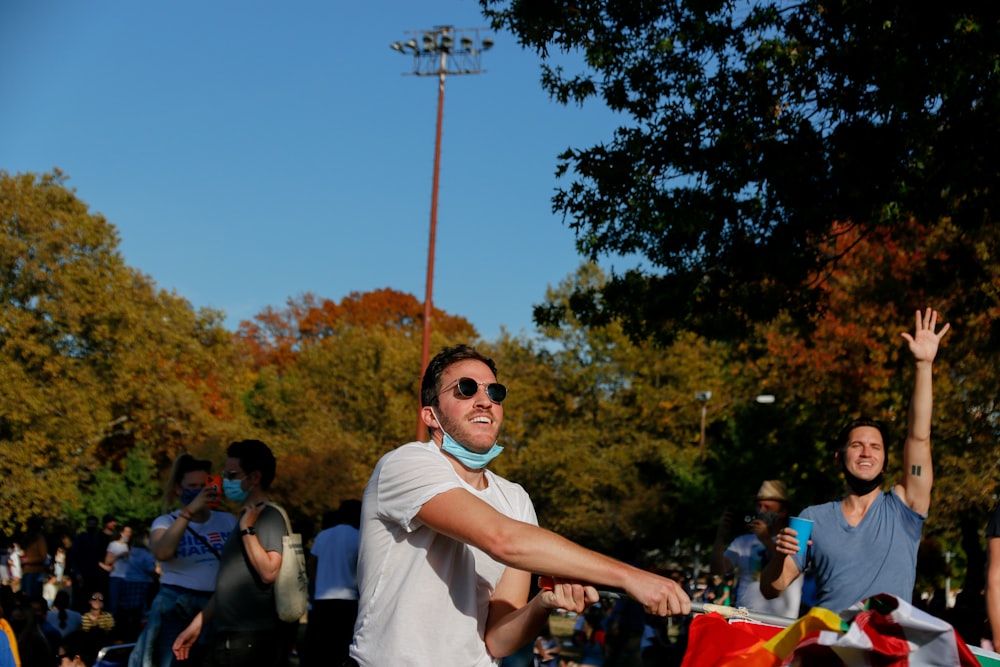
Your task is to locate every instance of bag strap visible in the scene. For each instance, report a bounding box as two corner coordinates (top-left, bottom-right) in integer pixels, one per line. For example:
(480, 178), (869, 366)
(176, 513), (222, 560)
(264, 502), (293, 536)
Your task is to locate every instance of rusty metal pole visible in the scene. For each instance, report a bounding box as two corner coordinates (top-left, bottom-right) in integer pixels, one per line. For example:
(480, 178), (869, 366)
(416, 57), (447, 443)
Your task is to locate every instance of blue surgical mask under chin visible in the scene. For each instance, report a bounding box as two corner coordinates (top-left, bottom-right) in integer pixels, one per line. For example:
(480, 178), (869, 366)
(223, 478), (250, 503)
(433, 412), (504, 470)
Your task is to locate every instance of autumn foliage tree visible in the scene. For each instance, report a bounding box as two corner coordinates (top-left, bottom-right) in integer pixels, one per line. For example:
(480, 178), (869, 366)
(0, 170), (252, 531)
(235, 289), (480, 525)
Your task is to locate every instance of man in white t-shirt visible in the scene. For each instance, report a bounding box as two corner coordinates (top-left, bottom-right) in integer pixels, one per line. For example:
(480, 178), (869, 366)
(102, 525), (132, 621)
(349, 344), (691, 667)
(711, 480), (802, 618)
(304, 499), (361, 666)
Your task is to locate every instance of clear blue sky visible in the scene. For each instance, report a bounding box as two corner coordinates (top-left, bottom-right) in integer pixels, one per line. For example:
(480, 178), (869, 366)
(1, 1), (626, 341)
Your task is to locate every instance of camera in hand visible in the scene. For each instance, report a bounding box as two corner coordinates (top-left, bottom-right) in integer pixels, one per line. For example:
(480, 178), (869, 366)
(744, 511), (780, 527)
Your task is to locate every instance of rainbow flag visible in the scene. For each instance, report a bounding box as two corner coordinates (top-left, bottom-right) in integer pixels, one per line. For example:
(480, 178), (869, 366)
(681, 593), (985, 666)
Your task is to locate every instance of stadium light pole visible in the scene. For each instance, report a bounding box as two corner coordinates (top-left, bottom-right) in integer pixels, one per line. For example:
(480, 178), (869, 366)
(391, 26), (493, 442)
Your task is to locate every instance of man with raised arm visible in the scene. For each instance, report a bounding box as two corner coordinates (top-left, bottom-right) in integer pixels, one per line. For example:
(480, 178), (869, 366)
(348, 344), (690, 666)
(761, 308), (950, 612)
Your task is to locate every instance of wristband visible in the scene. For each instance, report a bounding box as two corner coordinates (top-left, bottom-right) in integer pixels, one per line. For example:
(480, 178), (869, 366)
(240, 526), (257, 537)
(179, 510), (194, 521)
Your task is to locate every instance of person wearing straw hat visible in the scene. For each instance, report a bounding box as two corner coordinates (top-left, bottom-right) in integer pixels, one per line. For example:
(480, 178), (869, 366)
(761, 308), (950, 613)
(711, 480), (802, 618)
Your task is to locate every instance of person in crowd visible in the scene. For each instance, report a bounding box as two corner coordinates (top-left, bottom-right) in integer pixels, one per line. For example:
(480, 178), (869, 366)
(101, 525), (131, 624)
(172, 440), (295, 667)
(532, 621), (561, 667)
(28, 595), (61, 661)
(349, 344), (690, 666)
(604, 591), (647, 666)
(985, 502), (1000, 648)
(711, 480), (803, 617)
(79, 592), (114, 648)
(7, 543), (22, 593)
(762, 308), (950, 612)
(53, 538), (70, 583)
(118, 525), (157, 642)
(564, 606), (607, 667)
(304, 499), (361, 667)
(10, 600), (54, 667)
(42, 575), (59, 608)
(70, 518), (103, 609)
(0, 629), (14, 667)
(56, 631), (96, 667)
(19, 519), (49, 600)
(0, 601), (18, 667)
(130, 454), (235, 667)
(47, 591), (83, 637)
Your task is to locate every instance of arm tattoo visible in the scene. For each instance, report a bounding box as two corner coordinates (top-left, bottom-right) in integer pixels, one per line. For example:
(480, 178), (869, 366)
(911, 464), (922, 476)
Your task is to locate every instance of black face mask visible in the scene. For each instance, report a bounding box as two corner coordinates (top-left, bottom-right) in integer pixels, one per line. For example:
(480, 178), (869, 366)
(840, 457), (884, 495)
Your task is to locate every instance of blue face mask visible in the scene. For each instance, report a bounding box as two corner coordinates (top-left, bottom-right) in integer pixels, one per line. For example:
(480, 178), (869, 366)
(223, 478), (250, 503)
(432, 410), (503, 470)
(180, 488), (201, 507)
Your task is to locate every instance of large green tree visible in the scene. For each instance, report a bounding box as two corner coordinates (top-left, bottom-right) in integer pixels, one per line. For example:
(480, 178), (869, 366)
(0, 170), (251, 531)
(493, 264), (756, 556)
(482, 0), (1000, 342)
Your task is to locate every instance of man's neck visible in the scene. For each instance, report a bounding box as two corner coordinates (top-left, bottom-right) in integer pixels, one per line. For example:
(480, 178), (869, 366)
(840, 488), (880, 525)
(248, 486), (269, 505)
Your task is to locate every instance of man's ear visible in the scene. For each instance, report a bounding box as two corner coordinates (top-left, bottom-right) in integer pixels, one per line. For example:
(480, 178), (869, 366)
(420, 406), (438, 430)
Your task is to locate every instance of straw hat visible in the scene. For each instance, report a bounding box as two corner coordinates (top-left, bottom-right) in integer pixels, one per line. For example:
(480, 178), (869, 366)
(755, 480), (788, 502)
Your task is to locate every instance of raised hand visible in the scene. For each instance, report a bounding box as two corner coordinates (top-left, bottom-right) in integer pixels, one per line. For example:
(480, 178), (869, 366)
(901, 308), (950, 364)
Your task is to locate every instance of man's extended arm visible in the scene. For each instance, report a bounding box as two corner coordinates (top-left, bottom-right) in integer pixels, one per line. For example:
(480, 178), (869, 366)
(417, 487), (690, 656)
(895, 308), (950, 516)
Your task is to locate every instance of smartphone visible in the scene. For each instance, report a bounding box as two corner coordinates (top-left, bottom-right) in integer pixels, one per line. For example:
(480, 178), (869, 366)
(205, 475), (222, 509)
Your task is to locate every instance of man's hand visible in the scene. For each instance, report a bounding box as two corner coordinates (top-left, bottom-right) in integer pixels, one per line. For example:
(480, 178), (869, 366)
(901, 308), (950, 364)
(773, 526), (809, 557)
(536, 576), (598, 614)
(240, 501), (266, 531)
(623, 570), (691, 617)
(172, 612), (203, 661)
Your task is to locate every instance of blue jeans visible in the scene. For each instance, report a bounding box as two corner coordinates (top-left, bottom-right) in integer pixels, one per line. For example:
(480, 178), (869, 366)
(128, 584), (212, 667)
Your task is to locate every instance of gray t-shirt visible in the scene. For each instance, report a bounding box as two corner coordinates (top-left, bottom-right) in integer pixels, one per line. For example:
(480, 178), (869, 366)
(214, 505), (285, 632)
(793, 489), (924, 612)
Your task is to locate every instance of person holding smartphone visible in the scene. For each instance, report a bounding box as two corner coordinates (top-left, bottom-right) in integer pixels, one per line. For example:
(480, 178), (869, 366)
(130, 454), (237, 667)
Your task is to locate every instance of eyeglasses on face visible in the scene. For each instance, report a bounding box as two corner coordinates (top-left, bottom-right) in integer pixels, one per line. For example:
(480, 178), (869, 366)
(438, 377), (507, 404)
(90, 595), (103, 601)
(221, 470), (244, 481)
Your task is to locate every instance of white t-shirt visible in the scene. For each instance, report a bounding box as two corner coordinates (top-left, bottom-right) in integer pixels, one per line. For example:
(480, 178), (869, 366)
(724, 532), (802, 618)
(311, 524), (360, 600)
(151, 510), (237, 591)
(107, 540), (130, 579)
(351, 441), (537, 667)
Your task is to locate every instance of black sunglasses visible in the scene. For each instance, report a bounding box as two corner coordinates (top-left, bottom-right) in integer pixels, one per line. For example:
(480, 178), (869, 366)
(440, 377), (507, 404)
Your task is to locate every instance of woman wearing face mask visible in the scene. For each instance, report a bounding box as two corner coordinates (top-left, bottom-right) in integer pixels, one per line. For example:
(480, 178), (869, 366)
(129, 455), (237, 667)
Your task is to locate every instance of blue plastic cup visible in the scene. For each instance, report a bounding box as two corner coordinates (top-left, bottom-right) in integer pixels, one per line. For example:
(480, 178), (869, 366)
(787, 516), (813, 554)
